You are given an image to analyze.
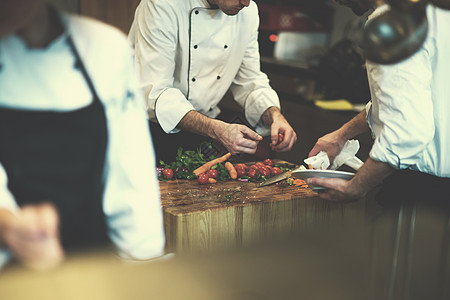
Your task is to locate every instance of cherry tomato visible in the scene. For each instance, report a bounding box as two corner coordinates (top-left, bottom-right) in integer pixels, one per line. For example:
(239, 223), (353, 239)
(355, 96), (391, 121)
(163, 168), (174, 179)
(198, 173), (209, 185)
(234, 163), (248, 170)
(206, 169), (218, 179)
(236, 167), (247, 178)
(263, 159), (274, 167)
(248, 168), (258, 179)
(271, 167), (282, 176)
(250, 164), (259, 170)
(255, 162), (265, 168)
(259, 166), (271, 177)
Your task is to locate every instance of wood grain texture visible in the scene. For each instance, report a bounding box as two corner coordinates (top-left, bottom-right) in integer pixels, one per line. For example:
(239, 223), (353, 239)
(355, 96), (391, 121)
(161, 170), (366, 254)
(80, 0), (140, 33)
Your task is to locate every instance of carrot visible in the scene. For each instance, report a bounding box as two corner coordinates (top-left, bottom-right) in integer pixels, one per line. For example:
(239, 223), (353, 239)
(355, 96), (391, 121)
(308, 164), (313, 170)
(293, 179), (307, 187)
(225, 162), (238, 179)
(208, 178), (217, 184)
(193, 152), (231, 176)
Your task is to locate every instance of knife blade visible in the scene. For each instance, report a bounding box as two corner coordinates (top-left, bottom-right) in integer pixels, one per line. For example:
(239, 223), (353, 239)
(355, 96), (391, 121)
(257, 164), (308, 188)
(257, 171), (292, 187)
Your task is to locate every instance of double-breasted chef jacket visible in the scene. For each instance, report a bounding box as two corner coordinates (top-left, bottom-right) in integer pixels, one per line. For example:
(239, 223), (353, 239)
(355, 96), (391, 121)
(129, 0), (281, 136)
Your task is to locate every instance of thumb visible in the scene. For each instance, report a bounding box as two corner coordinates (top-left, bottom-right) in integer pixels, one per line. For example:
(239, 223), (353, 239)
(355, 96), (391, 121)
(242, 126), (262, 141)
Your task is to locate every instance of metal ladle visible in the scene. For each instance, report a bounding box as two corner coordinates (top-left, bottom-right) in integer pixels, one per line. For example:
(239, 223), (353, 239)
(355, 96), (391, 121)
(361, 6), (428, 64)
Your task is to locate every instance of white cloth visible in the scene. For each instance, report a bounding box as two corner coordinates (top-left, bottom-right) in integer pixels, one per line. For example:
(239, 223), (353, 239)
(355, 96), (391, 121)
(304, 140), (363, 171)
(128, 0), (280, 136)
(365, 5), (450, 177)
(0, 14), (166, 268)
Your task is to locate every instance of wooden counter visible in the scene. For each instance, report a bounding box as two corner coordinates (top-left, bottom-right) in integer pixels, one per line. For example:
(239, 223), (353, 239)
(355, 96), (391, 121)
(160, 169), (366, 254)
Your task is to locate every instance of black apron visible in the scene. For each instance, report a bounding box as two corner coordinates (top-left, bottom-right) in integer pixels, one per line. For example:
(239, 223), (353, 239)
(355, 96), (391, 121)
(0, 36), (109, 251)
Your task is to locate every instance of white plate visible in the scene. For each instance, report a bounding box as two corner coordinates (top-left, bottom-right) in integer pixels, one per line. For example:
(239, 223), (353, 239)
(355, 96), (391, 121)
(291, 169), (355, 191)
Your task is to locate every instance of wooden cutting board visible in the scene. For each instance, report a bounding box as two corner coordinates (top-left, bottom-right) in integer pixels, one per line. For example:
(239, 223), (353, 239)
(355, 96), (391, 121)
(160, 178), (316, 216)
(160, 160), (365, 254)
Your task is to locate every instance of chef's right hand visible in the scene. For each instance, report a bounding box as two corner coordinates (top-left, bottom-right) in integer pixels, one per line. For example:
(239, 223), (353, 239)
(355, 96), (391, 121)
(215, 123), (263, 155)
(309, 130), (346, 165)
(0, 203), (64, 270)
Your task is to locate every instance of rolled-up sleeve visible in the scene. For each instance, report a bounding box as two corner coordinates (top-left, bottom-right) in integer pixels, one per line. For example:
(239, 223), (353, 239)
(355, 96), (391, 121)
(368, 44), (434, 169)
(129, 0), (194, 133)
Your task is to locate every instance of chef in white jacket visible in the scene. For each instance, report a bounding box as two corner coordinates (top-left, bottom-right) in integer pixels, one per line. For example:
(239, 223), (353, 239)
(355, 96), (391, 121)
(0, 0), (166, 270)
(129, 0), (297, 162)
(307, 1), (450, 206)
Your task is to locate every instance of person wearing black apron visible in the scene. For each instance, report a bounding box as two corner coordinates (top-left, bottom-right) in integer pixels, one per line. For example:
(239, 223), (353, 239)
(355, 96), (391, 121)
(0, 2), (166, 270)
(0, 35), (110, 251)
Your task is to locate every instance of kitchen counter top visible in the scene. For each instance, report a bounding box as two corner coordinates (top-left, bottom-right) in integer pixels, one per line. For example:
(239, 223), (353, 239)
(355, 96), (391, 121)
(160, 162), (366, 254)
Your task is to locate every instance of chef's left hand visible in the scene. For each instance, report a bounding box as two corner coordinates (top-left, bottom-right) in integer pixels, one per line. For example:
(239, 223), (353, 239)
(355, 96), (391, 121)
(264, 108), (297, 152)
(306, 177), (364, 202)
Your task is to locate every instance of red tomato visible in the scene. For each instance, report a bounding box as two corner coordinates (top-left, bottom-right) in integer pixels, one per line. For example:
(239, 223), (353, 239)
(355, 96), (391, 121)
(263, 159), (274, 167)
(255, 162), (265, 168)
(198, 173), (209, 185)
(271, 167), (282, 176)
(234, 163), (248, 170)
(236, 167), (247, 178)
(206, 169), (218, 179)
(163, 168), (174, 179)
(259, 166), (271, 177)
(249, 164), (259, 170)
(248, 168), (258, 179)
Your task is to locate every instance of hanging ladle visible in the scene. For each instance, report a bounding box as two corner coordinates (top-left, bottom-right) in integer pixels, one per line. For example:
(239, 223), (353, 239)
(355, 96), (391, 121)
(361, 5), (428, 64)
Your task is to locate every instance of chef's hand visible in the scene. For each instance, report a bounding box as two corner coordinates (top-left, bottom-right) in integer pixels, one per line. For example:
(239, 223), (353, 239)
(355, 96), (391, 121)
(215, 123), (263, 155)
(306, 177), (364, 202)
(0, 203), (64, 270)
(262, 107), (297, 152)
(308, 130), (346, 165)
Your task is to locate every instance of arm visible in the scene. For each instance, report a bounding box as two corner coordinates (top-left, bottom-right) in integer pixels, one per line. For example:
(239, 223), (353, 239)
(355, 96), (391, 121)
(307, 157), (394, 202)
(309, 109), (370, 163)
(129, 0), (195, 134)
(307, 25), (434, 202)
(229, 3), (296, 151)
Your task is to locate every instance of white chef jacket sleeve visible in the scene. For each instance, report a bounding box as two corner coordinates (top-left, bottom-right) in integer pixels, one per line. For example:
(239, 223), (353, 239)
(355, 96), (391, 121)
(102, 44), (166, 260)
(129, 0), (194, 134)
(0, 163), (19, 270)
(367, 42), (434, 170)
(229, 4), (281, 135)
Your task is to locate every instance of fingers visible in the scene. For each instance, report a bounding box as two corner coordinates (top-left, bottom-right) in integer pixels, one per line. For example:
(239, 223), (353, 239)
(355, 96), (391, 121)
(308, 144), (321, 158)
(219, 124), (262, 155)
(306, 178), (357, 202)
(241, 126), (262, 142)
(270, 128), (297, 152)
(4, 203), (64, 270)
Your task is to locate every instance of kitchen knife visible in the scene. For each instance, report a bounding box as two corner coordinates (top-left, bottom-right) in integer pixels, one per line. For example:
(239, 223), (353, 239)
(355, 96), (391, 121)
(257, 171), (292, 187)
(257, 165), (307, 188)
